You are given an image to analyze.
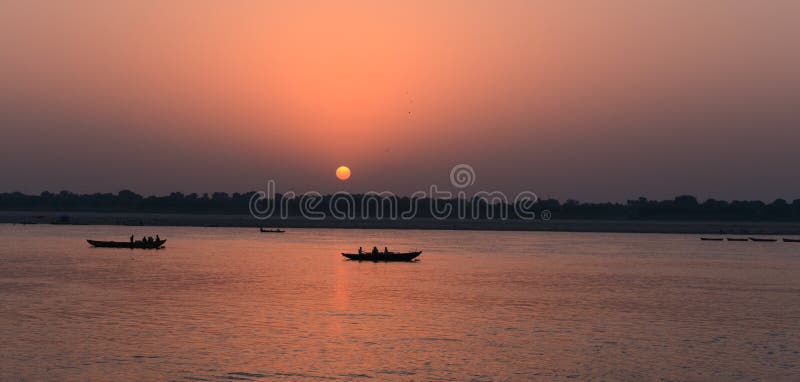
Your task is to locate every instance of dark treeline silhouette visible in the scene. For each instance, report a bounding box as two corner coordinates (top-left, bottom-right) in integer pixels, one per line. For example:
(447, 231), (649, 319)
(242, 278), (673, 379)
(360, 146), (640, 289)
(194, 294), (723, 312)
(1, 191), (800, 221)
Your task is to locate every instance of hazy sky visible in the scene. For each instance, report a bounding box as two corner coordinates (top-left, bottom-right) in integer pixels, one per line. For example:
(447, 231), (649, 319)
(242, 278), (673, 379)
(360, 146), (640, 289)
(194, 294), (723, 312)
(1, 1), (799, 201)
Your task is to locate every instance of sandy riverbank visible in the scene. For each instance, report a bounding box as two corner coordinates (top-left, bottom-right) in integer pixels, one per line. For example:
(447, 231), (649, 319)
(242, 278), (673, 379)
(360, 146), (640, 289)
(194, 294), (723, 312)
(3, 210), (800, 235)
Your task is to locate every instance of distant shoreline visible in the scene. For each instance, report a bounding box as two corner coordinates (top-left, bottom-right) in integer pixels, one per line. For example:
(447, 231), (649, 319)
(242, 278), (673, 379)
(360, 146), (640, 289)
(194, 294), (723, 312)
(3, 210), (800, 235)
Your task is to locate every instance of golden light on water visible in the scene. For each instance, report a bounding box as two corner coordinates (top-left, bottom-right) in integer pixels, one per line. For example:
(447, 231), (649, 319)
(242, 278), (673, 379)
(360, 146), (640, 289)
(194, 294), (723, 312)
(336, 166), (351, 181)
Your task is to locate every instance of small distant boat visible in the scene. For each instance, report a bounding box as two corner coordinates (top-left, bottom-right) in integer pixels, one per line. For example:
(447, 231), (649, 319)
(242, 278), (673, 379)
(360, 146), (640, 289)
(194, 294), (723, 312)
(260, 228), (285, 233)
(726, 238), (749, 242)
(342, 251), (422, 262)
(783, 238), (800, 243)
(749, 237), (777, 242)
(700, 237), (724, 241)
(87, 239), (166, 249)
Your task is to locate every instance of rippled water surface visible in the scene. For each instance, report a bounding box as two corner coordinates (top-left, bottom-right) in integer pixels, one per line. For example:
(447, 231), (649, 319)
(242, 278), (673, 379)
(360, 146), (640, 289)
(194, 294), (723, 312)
(1, 225), (799, 381)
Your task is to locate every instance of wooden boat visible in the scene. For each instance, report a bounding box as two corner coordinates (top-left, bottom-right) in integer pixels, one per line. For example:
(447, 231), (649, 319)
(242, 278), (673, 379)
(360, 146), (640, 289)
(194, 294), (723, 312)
(748, 237), (777, 242)
(87, 239), (166, 249)
(726, 238), (749, 242)
(260, 228), (285, 233)
(783, 238), (800, 243)
(700, 237), (723, 241)
(342, 251), (422, 262)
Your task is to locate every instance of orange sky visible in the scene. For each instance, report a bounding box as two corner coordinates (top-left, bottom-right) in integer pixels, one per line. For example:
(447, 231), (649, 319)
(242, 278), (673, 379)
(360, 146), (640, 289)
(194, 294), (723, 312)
(1, 1), (799, 200)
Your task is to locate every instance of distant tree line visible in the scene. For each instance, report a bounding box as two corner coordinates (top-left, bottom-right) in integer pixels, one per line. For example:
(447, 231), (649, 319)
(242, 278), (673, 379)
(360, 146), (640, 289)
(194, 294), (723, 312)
(1, 191), (800, 220)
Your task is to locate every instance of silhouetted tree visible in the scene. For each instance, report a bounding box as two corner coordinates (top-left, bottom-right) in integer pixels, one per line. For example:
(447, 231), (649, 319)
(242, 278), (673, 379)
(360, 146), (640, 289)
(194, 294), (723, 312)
(0, 190), (799, 221)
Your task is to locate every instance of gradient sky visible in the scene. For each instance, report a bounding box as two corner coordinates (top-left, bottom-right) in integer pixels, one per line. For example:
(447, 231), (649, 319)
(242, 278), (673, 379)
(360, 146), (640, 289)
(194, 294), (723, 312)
(1, 1), (799, 201)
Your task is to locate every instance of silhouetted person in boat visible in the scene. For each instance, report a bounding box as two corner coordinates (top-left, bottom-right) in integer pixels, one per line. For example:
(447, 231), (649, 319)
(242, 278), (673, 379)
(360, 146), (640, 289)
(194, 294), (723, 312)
(156, 235), (160, 242)
(384, 247), (389, 254)
(141, 236), (146, 244)
(130, 235), (134, 243)
(372, 246), (379, 255)
(358, 247), (363, 254)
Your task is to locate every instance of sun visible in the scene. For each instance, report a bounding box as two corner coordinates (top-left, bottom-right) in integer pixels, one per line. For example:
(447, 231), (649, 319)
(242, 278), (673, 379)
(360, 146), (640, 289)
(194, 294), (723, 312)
(335, 165), (351, 181)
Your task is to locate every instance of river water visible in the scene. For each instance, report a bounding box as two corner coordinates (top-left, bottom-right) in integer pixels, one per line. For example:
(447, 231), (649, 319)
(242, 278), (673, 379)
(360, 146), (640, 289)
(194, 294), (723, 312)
(1, 225), (799, 381)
